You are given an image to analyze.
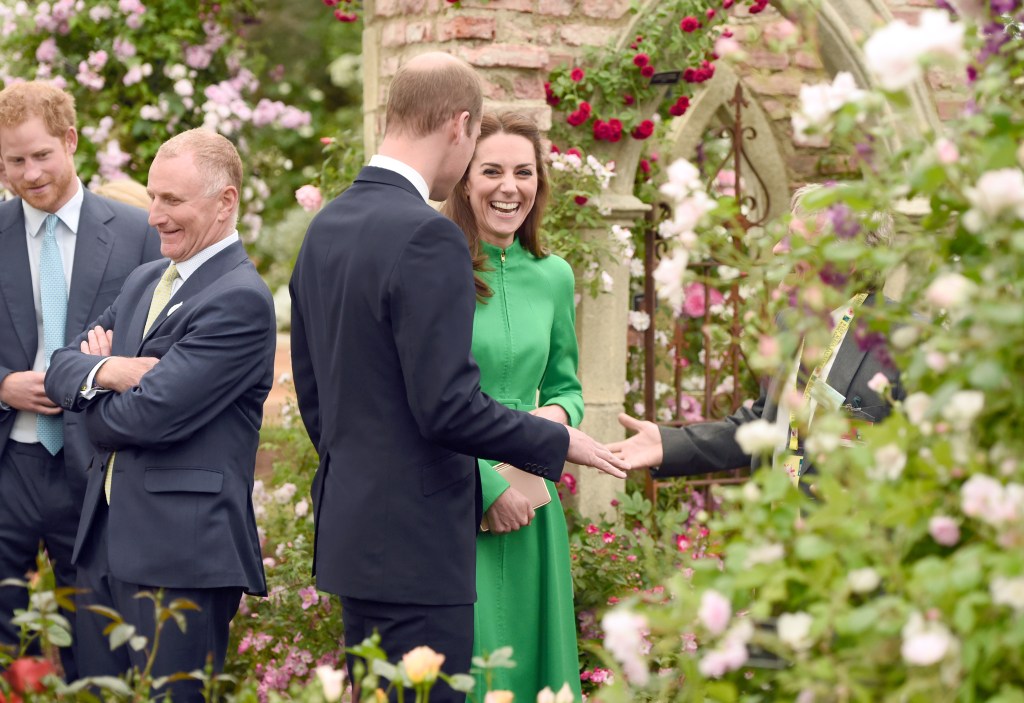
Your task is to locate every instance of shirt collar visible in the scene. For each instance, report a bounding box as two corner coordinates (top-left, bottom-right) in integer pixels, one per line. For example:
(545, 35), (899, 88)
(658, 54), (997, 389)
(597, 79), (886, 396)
(174, 231), (240, 283)
(24, 178), (85, 237)
(368, 154), (430, 203)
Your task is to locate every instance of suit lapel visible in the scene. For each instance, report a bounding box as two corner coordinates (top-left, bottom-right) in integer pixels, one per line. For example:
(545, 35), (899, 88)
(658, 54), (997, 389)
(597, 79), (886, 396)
(135, 240), (249, 350)
(66, 191), (115, 343)
(0, 202), (37, 364)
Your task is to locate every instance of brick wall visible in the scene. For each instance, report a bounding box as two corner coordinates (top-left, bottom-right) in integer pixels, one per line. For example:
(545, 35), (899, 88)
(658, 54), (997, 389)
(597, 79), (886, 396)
(362, 0), (967, 189)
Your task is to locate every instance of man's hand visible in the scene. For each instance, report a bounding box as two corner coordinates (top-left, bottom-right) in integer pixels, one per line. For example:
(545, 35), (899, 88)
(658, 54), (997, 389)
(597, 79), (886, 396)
(0, 371), (61, 414)
(484, 487), (535, 534)
(80, 325), (114, 356)
(565, 426), (629, 478)
(607, 413), (663, 470)
(95, 357), (160, 393)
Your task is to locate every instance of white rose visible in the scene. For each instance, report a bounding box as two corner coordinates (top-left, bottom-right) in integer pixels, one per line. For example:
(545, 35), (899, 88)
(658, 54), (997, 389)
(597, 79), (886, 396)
(745, 542), (785, 568)
(965, 168), (1024, 220)
(991, 576), (1024, 612)
(848, 567), (881, 594)
(869, 443), (907, 481)
(901, 613), (954, 666)
(942, 390), (985, 430)
(777, 612), (814, 651)
(735, 419), (786, 455)
(902, 392), (932, 425)
(315, 665), (345, 701)
(925, 272), (976, 309)
(652, 250), (689, 311)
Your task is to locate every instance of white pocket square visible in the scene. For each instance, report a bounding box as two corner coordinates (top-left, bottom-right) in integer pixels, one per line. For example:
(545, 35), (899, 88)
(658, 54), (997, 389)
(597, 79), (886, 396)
(166, 302), (183, 316)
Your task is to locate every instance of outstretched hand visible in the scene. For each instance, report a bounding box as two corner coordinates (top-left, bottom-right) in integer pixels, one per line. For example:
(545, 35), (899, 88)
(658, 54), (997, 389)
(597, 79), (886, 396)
(606, 413), (663, 470)
(565, 426), (629, 478)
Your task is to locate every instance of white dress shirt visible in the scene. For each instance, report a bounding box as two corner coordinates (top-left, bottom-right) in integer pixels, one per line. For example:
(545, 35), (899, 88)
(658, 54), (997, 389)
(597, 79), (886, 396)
(10, 180), (84, 443)
(368, 154), (430, 203)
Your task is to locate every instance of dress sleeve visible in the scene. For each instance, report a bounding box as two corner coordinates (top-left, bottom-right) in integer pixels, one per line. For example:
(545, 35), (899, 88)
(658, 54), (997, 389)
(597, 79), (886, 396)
(537, 256), (584, 428)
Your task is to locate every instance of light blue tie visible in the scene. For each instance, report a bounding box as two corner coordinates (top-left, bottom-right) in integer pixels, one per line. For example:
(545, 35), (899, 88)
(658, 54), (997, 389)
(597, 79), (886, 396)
(37, 213), (66, 455)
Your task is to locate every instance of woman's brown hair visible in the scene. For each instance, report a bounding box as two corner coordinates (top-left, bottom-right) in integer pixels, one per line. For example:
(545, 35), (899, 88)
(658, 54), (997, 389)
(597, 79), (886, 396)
(442, 112), (551, 300)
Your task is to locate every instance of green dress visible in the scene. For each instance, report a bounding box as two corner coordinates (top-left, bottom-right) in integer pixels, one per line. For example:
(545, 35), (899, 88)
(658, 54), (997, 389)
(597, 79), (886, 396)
(471, 239), (584, 702)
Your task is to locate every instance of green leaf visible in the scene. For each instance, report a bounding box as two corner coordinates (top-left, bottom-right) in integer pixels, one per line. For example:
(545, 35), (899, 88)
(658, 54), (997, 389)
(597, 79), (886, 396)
(109, 623), (136, 650)
(445, 673), (476, 693)
(794, 535), (835, 561)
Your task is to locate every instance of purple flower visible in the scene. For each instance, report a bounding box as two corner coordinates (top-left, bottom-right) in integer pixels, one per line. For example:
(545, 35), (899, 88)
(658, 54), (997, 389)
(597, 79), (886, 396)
(828, 203), (861, 239)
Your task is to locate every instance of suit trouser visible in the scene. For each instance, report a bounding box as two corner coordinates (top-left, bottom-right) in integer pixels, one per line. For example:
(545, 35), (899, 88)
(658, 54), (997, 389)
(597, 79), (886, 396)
(75, 499), (242, 703)
(0, 440), (79, 680)
(341, 595), (473, 703)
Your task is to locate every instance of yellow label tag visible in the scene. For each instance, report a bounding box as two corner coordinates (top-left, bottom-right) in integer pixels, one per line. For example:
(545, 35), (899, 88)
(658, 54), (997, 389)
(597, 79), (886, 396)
(779, 452), (803, 486)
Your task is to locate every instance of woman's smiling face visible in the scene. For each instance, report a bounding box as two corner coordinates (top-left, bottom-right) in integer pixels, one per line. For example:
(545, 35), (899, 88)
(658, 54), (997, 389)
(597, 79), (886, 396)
(465, 132), (538, 248)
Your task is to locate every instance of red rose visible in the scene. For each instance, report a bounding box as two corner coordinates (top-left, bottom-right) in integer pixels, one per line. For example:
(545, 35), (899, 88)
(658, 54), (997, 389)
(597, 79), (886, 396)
(334, 9), (357, 20)
(550, 143), (560, 154)
(669, 96), (691, 117)
(623, 93), (635, 106)
(592, 119), (611, 141)
(680, 16), (700, 32)
(570, 67), (584, 82)
(723, 0), (734, 7)
(322, 0), (339, 6)
(706, 8), (716, 18)
(749, 0), (767, 13)
(544, 82), (560, 107)
(639, 158), (652, 174)
(566, 147), (583, 158)
(633, 53), (649, 67)
(566, 109), (587, 127)
(631, 120), (655, 140)
(608, 118), (623, 142)
(3, 658), (55, 694)
(722, 28), (734, 37)
(578, 101), (591, 117)
(635, 34), (644, 43)
(640, 64), (655, 78)
(574, 195), (588, 206)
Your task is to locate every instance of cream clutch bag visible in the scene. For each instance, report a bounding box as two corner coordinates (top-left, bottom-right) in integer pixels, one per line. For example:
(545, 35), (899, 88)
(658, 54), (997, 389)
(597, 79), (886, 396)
(480, 463), (552, 532)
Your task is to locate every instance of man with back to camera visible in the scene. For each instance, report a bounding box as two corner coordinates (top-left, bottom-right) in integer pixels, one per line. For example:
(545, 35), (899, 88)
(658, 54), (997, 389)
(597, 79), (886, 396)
(609, 185), (902, 486)
(0, 81), (161, 677)
(44, 128), (274, 702)
(289, 52), (630, 702)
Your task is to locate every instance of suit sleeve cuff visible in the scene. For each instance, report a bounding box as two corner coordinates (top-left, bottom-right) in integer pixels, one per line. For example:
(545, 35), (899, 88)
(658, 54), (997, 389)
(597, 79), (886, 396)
(80, 358), (114, 399)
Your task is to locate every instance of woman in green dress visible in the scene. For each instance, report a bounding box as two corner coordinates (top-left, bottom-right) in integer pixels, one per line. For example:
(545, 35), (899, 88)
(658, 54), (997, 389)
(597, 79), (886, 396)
(442, 113), (583, 702)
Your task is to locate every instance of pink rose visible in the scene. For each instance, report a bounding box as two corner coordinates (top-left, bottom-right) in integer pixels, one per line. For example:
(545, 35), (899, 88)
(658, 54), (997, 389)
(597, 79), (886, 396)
(681, 282), (725, 318)
(867, 372), (890, 394)
(295, 185), (323, 212)
(935, 137), (959, 165)
(698, 589), (731, 635)
(928, 515), (960, 546)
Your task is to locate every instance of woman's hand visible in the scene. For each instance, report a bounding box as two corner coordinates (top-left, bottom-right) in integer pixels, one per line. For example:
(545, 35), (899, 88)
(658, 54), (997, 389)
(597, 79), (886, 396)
(484, 487), (535, 534)
(530, 404), (569, 426)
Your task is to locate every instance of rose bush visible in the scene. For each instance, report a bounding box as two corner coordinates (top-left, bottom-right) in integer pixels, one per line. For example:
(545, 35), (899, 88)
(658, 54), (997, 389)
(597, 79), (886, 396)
(584, 4), (1024, 701)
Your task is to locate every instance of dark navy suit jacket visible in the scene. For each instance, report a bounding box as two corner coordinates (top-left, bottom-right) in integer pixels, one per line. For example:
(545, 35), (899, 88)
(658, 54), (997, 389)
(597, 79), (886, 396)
(657, 293), (903, 478)
(44, 241), (273, 595)
(289, 167), (570, 606)
(0, 191), (161, 489)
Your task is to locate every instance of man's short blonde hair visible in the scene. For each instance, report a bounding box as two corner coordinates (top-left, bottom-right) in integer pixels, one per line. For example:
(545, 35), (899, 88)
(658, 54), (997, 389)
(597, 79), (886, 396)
(155, 128), (243, 198)
(791, 183), (894, 248)
(384, 53), (482, 138)
(0, 81), (76, 138)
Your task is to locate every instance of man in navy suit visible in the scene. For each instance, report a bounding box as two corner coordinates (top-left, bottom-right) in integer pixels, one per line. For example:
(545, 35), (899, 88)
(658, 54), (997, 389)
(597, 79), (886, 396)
(290, 52), (628, 703)
(0, 81), (161, 676)
(609, 186), (901, 486)
(45, 128), (273, 701)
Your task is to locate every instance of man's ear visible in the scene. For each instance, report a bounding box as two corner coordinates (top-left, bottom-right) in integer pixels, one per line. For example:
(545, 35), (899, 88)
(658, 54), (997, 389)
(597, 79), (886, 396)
(65, 126), (78, 155)
(217, 185), (239, 222)
(454, 111), (471, 141)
